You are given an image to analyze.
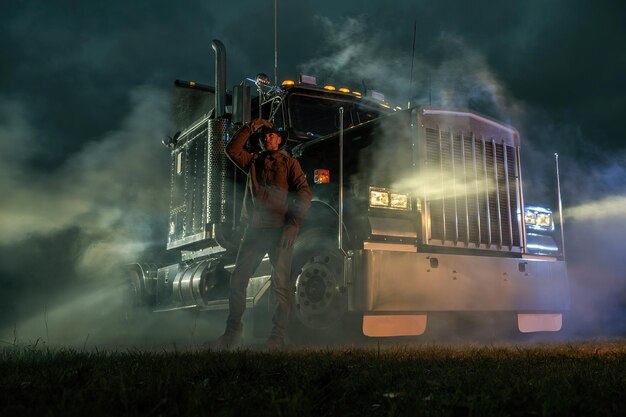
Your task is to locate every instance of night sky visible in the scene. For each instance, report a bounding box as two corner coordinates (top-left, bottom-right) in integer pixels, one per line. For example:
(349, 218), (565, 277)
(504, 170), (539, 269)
(1, 0), (625, 344)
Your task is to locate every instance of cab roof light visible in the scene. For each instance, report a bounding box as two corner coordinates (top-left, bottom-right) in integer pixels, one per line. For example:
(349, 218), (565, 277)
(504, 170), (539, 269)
(281, 79), (295, 87)
(338, 87), (350, 93)
(299, 74), (317, 86)
(380, 103), (391, 109)
(323, 85), (336, 91)
(352, 91), (362, 97)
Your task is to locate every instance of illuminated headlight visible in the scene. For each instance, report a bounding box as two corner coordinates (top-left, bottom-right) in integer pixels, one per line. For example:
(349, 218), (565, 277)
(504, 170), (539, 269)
(369, 189), (389, 207)
(390, 193), (409, 209)
(369, 187), (410, 210)
(524, 206), (554, 231)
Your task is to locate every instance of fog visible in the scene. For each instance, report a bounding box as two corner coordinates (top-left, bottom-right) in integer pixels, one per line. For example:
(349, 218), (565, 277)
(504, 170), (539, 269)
(1, 13), (624, 349)
(0, 87), (209, 349)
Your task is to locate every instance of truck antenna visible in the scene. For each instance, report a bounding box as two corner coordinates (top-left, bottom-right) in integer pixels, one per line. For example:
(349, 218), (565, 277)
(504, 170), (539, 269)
(274, 0), (278, 85)
(408, 20), (416, 109)
(428, 74), (432, 106)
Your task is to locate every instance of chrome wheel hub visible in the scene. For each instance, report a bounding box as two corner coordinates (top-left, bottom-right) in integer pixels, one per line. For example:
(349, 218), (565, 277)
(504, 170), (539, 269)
(294, 253), (344, 330)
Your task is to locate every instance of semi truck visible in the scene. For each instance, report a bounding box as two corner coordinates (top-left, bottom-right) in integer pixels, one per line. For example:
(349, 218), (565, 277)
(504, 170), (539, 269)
(126, 39), (569, 340)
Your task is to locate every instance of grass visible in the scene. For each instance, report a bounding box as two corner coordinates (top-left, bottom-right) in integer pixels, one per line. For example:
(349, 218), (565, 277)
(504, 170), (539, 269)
(1, 342), (626, 416)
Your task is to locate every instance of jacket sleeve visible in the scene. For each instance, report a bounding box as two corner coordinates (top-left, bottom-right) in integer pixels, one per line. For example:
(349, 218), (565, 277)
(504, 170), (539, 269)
(286, 159), (312, 229)
(226, 124), (254, 171)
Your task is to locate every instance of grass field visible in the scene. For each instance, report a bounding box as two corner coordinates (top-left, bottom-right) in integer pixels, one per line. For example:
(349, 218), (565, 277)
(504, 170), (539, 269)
(2, 341), (625, 417)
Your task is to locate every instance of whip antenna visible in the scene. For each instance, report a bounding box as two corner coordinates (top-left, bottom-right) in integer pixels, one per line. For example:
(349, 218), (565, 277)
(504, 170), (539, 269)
(274, 0), (278, 85)
(408, 20), (416, 109)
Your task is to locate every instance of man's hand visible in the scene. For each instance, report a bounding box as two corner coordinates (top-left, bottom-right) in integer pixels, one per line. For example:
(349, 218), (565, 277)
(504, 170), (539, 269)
(249, 118), (273, 132)
(280, 224), (299, 249)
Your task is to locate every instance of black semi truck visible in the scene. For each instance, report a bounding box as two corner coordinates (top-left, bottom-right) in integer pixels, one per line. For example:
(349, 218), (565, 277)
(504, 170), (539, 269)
(127, 40), (569, 339)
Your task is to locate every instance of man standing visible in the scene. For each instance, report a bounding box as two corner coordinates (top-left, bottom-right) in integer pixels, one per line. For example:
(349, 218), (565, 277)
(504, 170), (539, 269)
(216, 118), (312, 349)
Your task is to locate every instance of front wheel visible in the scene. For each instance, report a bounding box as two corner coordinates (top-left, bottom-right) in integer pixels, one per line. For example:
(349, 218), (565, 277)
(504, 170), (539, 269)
(288, 228), (358, 344)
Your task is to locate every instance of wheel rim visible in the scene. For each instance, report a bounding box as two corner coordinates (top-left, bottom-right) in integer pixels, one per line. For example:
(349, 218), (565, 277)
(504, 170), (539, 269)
(294, 251), (345, 330)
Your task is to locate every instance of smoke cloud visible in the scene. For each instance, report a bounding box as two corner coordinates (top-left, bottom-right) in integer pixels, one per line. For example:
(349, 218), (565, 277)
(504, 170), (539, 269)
(0, 86), (213, 348)
(300, 16), (519, 120)
(1, 87), (168, 246)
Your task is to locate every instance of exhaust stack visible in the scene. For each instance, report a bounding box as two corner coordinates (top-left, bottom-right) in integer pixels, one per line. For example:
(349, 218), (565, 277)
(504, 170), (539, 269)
(211, 39), (226, 118)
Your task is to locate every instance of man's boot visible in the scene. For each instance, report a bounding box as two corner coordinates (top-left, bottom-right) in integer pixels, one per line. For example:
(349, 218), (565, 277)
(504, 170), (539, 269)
(265, 334), (285, 350)
(212, 327), (242, 350)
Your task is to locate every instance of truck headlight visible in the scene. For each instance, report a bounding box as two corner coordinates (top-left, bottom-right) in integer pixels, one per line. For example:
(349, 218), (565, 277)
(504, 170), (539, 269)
(370, 189), (389, 207)
(524, 206), (554, 231)
(369, 187), (410, 210)
(390, 193), (409, 209)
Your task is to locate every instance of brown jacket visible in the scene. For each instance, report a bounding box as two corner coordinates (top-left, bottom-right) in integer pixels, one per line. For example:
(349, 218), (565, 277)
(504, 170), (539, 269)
(226, 125), (312, 229)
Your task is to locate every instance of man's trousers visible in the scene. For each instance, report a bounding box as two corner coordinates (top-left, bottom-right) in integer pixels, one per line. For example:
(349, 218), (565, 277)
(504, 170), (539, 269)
(226, 227), (293, 338)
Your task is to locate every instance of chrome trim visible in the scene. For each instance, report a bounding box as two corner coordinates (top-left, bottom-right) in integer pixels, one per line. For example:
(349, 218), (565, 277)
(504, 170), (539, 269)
(555, 153), (566, 259)
(492, 139), (503, 248)
(363, 242), (417, 252)
(438, 128), (446, 243)
(482, 138), (492, 246)
(422, 109), (517, 136)
(517, 145), (527, 253)
(472, 133), (481, 246)
(461, 132), (470, 246)
(369, 217), (418, 238)
(503, 143), (513, 250)
(450, 131), (459, 243)
(339, 107), (347, 256)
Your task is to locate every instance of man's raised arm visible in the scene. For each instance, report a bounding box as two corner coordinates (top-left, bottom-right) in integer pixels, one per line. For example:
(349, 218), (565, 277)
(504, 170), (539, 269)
(226, 119), (273, 171)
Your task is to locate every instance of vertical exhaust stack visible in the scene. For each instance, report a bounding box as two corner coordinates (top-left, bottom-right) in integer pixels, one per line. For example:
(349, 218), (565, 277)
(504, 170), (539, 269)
(212, 39), (226, 118)
(166, 40), (232, 252)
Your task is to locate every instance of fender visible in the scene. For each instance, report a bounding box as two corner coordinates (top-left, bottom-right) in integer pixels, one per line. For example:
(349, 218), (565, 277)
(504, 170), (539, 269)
(300, 199), (350, 246)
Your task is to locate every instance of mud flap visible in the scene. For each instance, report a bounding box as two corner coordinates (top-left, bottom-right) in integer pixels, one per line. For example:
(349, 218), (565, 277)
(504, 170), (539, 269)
(362, 314), (428, 337)
(517, 313), (562, 333)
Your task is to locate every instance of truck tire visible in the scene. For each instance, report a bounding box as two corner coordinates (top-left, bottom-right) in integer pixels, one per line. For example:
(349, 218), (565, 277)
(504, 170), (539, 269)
(288, 228), (356, 344)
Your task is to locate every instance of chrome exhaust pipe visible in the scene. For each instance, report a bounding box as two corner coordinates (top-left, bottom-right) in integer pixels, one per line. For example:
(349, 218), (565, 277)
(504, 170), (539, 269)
(211, 39), (226, 118)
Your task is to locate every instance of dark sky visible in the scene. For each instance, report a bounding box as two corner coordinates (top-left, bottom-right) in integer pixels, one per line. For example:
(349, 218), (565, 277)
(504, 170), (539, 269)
(1, 0), (625, 343)
(2, 0), (624, 166)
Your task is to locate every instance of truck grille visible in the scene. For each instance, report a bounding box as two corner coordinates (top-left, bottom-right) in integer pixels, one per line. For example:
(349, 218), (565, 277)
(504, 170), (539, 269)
(421, 110), (521, 251)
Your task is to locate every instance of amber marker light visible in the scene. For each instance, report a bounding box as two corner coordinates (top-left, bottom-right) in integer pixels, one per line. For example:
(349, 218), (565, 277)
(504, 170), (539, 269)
(352, 91), (361, 96)
(314, 169), (330, 184)
(281, 79), (295, 87)
(323, 85), (336, 91)
(338, 87), (350, 93)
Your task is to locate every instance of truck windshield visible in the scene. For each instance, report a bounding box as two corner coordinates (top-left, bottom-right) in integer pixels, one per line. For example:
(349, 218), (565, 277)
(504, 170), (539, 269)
(289, 94), (359, 138)
(289, 94), (388, 139)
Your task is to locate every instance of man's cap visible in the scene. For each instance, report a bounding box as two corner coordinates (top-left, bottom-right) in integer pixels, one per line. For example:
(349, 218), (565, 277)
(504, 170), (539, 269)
(257, 124), (280, 135)
(257, 125), (287, 141)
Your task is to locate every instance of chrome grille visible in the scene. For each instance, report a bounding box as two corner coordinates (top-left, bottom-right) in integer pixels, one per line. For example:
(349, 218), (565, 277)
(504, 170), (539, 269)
(421, 110), (521, 252)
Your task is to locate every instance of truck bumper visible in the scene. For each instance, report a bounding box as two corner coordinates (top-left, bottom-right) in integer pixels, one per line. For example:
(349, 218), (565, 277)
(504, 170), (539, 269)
(349, 249), (570, 313)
